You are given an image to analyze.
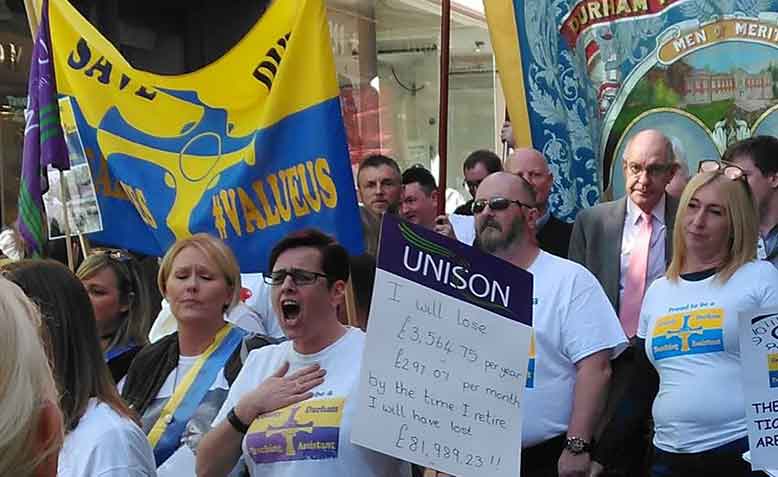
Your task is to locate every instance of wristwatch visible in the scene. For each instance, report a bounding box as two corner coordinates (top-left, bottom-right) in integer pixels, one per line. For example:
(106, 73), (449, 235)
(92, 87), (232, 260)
(227, 407), (250, 434)
(564, 436), (592, 455)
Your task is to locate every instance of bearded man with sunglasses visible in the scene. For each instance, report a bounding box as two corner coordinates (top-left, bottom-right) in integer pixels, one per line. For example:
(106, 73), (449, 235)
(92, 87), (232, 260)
(199, 229), (411, 477)
(473, 172), (626, 477)
(569, 129), (679, 477)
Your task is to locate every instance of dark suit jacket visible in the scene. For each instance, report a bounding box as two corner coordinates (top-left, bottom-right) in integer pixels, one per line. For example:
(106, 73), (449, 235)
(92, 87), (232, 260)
(568, 195), (679, 311)
(360, 205), (381, 257)
(537, 214), (573, 259)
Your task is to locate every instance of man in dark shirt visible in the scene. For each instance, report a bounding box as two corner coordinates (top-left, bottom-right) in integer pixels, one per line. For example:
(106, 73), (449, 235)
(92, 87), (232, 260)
(505, 148), (572, 258)
(356, 155), (402, 256)
(454, 150), (502, 216)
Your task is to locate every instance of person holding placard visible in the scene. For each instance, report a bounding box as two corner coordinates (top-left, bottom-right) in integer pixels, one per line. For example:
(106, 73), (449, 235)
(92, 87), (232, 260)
(197, 229), (411, 477)
(472, 172), (627, 477)
(596, 165), (778, 477)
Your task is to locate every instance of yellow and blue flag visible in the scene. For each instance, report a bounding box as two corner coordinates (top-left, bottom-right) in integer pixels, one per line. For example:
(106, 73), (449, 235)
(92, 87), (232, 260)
(49, 0), (362, 270)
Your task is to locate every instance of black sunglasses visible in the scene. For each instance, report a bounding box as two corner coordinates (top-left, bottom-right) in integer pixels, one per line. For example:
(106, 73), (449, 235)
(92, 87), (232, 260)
(463, 179), (483, 191)
(698, 160), (746, 181)
(263, 268), (328, 287)
(472, 197), (534, 214)
(90, 248), (134, 263)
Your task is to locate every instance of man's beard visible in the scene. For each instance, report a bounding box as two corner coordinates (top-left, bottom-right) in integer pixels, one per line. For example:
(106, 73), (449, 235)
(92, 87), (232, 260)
(477, 215), (524, 254)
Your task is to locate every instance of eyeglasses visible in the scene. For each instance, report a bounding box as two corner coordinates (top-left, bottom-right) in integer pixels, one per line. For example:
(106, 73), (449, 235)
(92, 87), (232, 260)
(698, 160), (746, 181)
(471, 197), (534, 214)
(263, 268), (328, 286)
(624, 162), (673, 178)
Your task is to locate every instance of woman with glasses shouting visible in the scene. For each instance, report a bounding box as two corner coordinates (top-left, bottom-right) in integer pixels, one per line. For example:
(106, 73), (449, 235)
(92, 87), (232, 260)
(122, 234), (276, 475)
(76, 249), (152, 383)
(197, 229), (411, 477)
(595, 165), (778, 477)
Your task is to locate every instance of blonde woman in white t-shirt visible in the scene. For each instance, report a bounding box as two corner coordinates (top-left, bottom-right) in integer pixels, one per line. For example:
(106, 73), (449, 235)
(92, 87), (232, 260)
(596, 166), (778, 477)
(2, 260), (156, 477)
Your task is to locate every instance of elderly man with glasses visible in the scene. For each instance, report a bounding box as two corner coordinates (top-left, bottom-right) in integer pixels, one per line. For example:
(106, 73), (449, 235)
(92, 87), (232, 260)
(569, 129), (680, 477)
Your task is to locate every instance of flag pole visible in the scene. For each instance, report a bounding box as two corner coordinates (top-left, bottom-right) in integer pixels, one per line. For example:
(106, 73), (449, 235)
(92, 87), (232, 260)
(436, 0), (451, 216)
(58, 169), (74, 271)
(501, 107), (511, 161)
(23, 0), (40, 36)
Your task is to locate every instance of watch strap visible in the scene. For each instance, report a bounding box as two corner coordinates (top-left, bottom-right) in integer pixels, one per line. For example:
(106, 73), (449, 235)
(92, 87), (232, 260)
(227, 407), (250, 434)
(564, 436), (592, 455)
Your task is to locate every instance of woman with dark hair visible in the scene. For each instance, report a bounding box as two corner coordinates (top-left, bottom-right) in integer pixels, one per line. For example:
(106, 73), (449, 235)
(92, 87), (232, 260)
(77, 249), (152, 382)
(2, 260), (156, 477)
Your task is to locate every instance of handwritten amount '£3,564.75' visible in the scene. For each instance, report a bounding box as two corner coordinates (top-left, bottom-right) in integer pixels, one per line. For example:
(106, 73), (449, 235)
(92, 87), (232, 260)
(396, 316), (479, 363)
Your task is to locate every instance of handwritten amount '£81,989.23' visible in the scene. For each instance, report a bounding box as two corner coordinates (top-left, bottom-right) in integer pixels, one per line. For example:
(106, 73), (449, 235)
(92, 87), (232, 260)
(394, 423), (503, 470)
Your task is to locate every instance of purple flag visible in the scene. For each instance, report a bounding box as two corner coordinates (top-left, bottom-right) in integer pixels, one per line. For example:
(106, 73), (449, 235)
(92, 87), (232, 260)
(16, 0), (69, 257)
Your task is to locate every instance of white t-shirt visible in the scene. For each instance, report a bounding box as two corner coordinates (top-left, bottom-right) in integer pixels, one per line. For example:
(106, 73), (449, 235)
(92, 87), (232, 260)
(638, 260), (778, 453)
(523, 251), (628, 447)
(58, 398), (156, 477)
(215, 327), (411, 477)
(238, 273), (284, 338)
(140, 355), (231, 473)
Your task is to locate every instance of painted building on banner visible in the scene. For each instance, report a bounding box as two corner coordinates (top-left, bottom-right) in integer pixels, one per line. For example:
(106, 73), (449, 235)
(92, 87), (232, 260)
(683, 68), (773, 105)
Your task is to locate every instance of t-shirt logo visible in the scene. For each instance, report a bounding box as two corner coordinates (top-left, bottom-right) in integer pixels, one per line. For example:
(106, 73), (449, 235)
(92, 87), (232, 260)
(651, 308), (724, 361)
(769, 353), (778, 388)
(245, 398), (344, 464)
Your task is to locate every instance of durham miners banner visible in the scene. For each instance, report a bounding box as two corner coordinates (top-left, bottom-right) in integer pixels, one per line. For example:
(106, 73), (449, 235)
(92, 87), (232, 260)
(486, 0), (778, 215)
(48, 0), (363, 270)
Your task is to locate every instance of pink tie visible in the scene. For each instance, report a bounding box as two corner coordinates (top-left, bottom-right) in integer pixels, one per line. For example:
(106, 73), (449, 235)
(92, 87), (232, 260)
(620, 212), (652, 338)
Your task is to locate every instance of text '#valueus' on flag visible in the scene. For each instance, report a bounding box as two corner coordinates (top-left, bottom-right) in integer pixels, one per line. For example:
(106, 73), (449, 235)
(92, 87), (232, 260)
(48, 0), (363, 270)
